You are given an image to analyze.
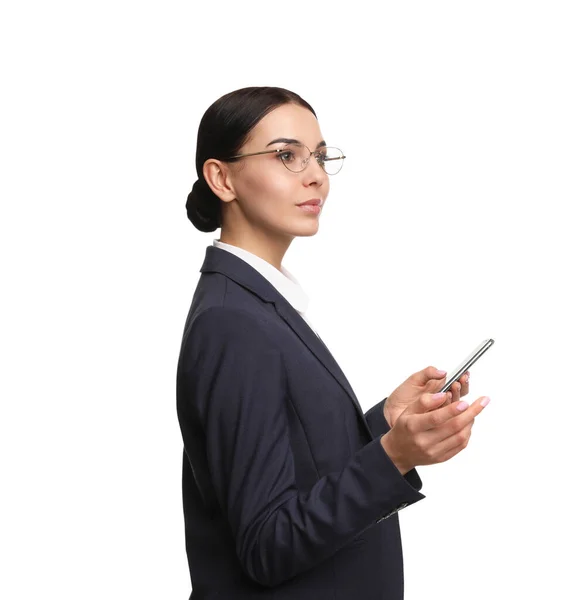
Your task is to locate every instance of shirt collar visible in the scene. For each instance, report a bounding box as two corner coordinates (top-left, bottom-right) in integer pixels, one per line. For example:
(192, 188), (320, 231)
(212, 239), (310, 315)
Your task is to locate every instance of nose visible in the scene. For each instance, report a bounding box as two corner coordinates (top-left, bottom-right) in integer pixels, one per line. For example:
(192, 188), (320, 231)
(302, 153), (328, 186)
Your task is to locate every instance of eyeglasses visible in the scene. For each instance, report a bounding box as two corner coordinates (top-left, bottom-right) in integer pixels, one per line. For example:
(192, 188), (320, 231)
(223, 142), (346, 175)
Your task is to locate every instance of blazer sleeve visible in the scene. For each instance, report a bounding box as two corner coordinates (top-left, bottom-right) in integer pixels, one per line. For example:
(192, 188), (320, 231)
(363, 398), (423, 491)
(179, 307), (425, 588)
(364, 398), (391, 438)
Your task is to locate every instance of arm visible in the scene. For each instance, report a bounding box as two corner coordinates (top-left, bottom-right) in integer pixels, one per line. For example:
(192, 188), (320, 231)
(179, 307), (425, 588)
(364, 398), (423, 492)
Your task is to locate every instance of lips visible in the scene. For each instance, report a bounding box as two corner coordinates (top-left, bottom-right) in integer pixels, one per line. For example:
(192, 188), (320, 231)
(297, 199), (322, 206)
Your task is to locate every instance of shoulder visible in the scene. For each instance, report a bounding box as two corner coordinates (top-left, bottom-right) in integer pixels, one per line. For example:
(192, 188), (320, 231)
(179, 306), (286, 385)
(193, 305), (264, 331)
(188, 306), (280, 352)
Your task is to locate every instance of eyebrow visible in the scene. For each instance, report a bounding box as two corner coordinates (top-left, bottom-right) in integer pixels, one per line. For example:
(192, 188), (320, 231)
(266, 137), (327, 149)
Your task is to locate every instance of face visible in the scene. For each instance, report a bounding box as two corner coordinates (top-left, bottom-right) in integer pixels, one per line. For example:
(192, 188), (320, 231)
(207, 103), (330, 242)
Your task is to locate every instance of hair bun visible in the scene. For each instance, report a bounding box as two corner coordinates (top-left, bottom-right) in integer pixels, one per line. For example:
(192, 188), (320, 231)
(186, 178), (221, 232)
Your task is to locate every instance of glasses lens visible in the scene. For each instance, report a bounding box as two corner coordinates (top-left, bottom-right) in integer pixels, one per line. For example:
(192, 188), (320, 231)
(316, 146), (345, 175)
(278, 144), (308, 172)
(278, 144), (345, 175)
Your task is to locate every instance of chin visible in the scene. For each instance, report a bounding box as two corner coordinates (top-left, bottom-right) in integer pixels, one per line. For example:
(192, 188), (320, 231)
(293, 222), (320, 238)
(271, 214), (321, 239)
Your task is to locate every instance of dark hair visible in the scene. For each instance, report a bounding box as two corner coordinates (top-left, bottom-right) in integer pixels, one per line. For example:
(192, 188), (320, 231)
(185, 86), (317, 232)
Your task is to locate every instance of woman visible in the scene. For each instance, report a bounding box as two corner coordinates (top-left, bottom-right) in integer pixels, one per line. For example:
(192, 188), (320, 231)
(176, 86), (489, 599)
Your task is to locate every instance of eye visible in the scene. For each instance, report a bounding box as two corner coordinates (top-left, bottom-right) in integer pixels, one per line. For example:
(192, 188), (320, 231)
(278, 149), (296, 163)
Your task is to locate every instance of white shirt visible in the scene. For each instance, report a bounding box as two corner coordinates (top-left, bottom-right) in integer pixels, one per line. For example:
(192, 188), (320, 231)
(212, 238), (320, 338)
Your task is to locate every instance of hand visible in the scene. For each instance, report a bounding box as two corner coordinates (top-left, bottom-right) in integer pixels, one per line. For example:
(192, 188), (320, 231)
(384, 366), (470, 428)
(380, 390), (490, 474)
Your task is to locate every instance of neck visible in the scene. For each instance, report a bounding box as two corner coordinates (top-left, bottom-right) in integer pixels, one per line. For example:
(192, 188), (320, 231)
(218, 227), (293, 272)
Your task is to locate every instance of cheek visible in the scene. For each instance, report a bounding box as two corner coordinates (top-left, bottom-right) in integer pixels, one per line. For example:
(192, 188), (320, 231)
(240, 170), (298, 211)
(267, 176), (298, 203)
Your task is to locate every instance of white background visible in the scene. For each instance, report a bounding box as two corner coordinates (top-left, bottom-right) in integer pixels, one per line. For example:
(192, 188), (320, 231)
(1, 1), (574, 598)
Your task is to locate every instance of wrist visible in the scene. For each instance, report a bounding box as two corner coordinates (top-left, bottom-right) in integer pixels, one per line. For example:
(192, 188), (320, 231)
(383, 400), (393, 428)
(380, 432), (411, 476)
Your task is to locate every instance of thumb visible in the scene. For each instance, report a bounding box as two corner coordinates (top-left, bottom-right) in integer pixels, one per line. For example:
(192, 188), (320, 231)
(410, 365), (447, 386)
(406, 391), (448, 415)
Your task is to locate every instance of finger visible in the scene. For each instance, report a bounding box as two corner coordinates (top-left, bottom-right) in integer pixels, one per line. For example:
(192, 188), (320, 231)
(435, 442), (464, 464)
(443, 373), (469, 397)
(450, 381), (461, 405)
(429, 378), (447, 394)
(439, 390), (453, 409)
(419, 394), (490, 432)
(416, 393), (471, 429)
(434, 421), (474, 462)
(459, 371), (470, 398)
(437, 383), (458, 409)
(411, 365), (448, 388)
(441, 383), (458, 406)
(427, 395), (489, 442)
(405, 390), (452, 416)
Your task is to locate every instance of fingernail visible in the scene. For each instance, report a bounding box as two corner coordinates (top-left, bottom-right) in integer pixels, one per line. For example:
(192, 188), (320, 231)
(480, 396), (491, 407)
(432, 392), (446, 400)
(437, 370), (447, 376)
(456, 401), (469, 411)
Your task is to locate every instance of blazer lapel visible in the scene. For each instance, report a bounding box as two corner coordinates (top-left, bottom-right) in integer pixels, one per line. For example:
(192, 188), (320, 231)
(199, 246), (373, 440)
(272, 297), (372, 436)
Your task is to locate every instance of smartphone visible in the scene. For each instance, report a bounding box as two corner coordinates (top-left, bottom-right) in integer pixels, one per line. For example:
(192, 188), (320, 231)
(439, 338), (495, 393)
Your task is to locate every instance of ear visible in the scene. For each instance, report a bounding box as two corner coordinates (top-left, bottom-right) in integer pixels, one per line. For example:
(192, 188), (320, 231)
(203, 159), (237, 204)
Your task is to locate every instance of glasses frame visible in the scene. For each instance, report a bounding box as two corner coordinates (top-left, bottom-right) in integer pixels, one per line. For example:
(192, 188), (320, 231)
(222, 142), (346, 174)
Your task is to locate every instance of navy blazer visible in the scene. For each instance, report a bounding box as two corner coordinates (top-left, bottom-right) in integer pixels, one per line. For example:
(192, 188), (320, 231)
(176, 245), (425, 599)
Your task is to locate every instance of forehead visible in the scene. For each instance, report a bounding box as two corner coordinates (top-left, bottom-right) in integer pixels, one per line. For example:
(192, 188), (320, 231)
(248, 103), (323, 146)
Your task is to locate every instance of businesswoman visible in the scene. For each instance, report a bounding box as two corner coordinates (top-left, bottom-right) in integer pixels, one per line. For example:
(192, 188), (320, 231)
(176, 86), (490, 599)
